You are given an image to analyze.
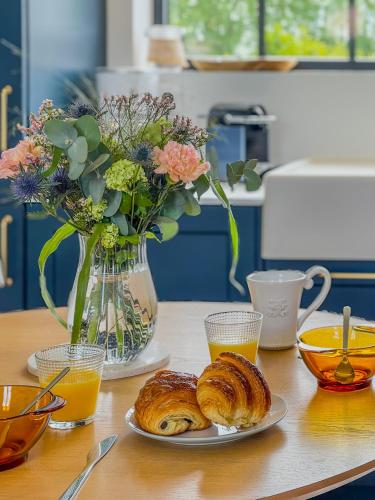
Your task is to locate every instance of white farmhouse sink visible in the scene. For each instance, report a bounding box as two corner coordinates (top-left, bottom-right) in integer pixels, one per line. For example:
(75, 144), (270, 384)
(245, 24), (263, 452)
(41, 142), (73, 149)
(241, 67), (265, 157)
(262, 158), (375, 260)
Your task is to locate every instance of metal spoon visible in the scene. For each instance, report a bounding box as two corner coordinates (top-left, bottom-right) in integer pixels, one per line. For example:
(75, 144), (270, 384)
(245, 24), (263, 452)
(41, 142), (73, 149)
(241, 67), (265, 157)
(334, 306), (355, 384)
(19, 366), (70, 415)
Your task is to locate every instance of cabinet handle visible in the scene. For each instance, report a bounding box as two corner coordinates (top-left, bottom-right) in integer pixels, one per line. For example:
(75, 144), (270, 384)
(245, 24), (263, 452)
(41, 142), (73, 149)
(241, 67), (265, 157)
(1, 84), (13, 151)
(1, 215), (13, 286)
(331, 272), (375, 280)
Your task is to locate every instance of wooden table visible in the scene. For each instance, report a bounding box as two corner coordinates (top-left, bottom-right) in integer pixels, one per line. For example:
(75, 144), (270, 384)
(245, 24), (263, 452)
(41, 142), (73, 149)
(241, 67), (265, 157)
(1, 303), (375, 500)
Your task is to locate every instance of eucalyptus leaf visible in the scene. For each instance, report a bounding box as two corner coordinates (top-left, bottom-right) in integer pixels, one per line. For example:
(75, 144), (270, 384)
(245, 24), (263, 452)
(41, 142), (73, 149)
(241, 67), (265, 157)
(182, 190), (201, 216)
(27, 210), (49, 220)
(87, 143), (112, 174)
(88, 175), (106, 203)
(155, 216), (179, 241)
(80, 172), (94, 197)
(68, 136), (88, 163)
(161, 190), (186, 219)
(227, 160), (245, 188)
(44, 120), (77, 149)
(103, 190), (122, 217)
(244, 169), (262, 191)
(68, 161), (86, 180)
(111, 212), (129, 235)
(82, 153), (110, 176)
(244, 159), (257, 171)
(42, 147), (62, 178)
(193, 174), (210, 199)
(75, 115), (101, 151)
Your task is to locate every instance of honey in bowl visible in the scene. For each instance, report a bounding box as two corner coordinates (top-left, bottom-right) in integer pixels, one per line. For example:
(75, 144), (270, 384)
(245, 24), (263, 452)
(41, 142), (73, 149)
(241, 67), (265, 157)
(298, 325), (375, 392)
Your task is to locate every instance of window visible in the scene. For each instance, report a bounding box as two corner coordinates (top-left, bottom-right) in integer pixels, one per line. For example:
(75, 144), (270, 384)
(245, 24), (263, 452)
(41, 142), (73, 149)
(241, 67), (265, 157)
(154, 0), (375, 68)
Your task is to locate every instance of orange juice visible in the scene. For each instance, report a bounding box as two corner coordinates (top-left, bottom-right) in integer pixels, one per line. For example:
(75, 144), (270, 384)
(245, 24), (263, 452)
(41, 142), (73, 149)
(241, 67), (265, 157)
(41, 370), (101, 422)
(208, 341), (258, 363)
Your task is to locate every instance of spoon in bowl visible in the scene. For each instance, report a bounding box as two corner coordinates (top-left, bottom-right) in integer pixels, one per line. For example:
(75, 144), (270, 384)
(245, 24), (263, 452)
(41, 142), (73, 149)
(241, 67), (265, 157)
(334, 306), (355, 384)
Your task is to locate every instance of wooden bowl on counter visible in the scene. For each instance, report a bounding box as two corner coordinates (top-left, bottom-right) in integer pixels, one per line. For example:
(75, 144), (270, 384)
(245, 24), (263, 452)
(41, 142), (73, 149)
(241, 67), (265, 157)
(190, 57), (298, 72)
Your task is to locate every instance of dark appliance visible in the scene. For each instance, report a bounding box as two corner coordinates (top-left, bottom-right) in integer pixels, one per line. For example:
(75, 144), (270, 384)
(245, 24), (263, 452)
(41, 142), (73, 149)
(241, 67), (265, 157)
(207, 104), (276, 180)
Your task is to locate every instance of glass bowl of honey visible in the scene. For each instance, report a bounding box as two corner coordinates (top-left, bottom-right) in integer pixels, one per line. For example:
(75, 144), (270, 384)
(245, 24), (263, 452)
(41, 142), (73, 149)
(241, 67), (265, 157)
(0, 385), (65, 470)
(298, 325), (375, 392)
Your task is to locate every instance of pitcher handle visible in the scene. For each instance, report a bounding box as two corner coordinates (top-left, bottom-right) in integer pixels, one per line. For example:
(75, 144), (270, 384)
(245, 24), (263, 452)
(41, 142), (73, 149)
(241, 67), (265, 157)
(297, 266), (331, 330)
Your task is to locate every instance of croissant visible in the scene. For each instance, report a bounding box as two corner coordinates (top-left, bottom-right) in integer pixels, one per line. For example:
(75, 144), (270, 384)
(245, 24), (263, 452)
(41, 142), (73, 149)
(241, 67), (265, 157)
(134, 370), (211, 436)
(197, 352), (271, 427)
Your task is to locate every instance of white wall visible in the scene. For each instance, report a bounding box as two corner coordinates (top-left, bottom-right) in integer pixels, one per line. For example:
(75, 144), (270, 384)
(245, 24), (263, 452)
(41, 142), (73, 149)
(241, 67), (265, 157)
(97, 69), (375, 164)
(106, 0), (152, 67)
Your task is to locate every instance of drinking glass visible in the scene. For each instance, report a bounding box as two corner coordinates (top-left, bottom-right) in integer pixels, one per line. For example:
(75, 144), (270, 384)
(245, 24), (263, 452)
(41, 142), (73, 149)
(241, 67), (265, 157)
(35, 344), (105, 429)
(204, 311), (263, 364)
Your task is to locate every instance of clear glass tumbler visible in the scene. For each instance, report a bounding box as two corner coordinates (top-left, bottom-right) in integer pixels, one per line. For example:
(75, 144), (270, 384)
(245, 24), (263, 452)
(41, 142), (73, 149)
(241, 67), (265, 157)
(204, 311), (263, 364)
(35, 344), (105, 429)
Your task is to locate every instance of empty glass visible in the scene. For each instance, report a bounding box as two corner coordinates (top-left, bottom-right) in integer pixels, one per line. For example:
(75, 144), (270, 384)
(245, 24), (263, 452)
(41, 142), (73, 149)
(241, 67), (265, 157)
(204, 311), (263, 364)
(35, 344), (105, 429)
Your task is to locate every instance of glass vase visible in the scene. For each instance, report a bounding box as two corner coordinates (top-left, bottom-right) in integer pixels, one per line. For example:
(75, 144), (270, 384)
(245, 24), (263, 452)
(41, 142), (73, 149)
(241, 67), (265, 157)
(67, 235), (158, 366)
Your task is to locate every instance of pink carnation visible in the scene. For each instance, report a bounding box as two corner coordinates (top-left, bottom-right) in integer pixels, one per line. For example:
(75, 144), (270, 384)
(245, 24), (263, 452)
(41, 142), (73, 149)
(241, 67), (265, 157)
(0, 139), (41, 179)
(153, 141), (210, 183)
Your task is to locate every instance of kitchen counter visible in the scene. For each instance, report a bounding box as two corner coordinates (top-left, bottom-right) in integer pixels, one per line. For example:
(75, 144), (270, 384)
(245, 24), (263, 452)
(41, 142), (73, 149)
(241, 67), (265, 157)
(200, 183), (265, 206)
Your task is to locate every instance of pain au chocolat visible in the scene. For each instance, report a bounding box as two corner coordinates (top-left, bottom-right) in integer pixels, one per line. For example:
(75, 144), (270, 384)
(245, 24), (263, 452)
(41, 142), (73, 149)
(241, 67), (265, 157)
(134, 370), (211, 436)
(197, 352), (271, 427)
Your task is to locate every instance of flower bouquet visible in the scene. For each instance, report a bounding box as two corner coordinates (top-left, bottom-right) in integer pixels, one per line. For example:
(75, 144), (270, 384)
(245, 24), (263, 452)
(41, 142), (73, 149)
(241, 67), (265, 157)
(0, 93), (260, 365)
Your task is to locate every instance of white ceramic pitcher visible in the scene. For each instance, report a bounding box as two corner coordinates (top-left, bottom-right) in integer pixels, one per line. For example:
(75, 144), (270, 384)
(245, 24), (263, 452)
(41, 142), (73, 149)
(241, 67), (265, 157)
(246, 266), (331, 350)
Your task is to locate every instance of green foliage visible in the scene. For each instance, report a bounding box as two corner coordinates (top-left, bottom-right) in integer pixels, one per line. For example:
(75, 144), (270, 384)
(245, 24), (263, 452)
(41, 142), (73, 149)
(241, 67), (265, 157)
(182, 190), (201, 216)
(38, 223), (76, 329)
(71, 224), (104, 344)
(103, 190), (122, 217)
(227, 159), (261, 192)
(44, 120), (77, 149)
(155, 216), (179, 241)
(75, 115), (101, 151)
(111, 212), (129, 236)
(209, 178), (244, 295)
(68, 136), (88, 163)
(42, 147), (62, 178)
(193, 174), (210, 199)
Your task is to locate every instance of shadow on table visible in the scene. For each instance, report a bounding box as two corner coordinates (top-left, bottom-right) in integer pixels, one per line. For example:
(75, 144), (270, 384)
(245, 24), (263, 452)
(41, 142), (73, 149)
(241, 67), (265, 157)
(122, 425), (286, 498)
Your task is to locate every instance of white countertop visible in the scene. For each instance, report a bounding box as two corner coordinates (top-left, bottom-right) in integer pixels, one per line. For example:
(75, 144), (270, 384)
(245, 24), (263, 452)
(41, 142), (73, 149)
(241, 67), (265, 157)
(200, 183), (265, 206)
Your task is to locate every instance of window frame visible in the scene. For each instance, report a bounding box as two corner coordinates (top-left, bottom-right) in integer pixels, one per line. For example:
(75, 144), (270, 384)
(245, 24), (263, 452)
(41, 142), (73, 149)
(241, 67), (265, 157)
(154, 0), (375, 70)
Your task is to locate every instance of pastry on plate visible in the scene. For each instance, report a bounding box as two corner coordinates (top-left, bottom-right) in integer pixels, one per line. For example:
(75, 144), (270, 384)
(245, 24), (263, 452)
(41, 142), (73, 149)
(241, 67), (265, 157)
(197, 352), (271, 428)
(134, 370), (211, 436)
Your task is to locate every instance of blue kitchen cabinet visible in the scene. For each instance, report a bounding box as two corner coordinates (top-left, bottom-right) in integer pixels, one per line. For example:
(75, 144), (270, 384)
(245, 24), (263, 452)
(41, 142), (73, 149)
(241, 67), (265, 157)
(0, 202), (24, 311)
(263, 259), (375, 320)
(148, 206), (260, 302)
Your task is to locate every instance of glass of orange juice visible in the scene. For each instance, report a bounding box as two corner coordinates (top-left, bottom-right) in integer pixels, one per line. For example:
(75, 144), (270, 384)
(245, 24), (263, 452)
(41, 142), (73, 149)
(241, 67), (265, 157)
(35, 344), (105, 429)
(204, 311), (263, 364)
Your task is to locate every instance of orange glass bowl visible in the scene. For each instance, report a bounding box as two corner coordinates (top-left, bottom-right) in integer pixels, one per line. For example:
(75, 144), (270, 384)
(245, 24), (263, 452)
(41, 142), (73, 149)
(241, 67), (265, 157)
(298, 325), (375, 392)
(0, 385), (65, 470)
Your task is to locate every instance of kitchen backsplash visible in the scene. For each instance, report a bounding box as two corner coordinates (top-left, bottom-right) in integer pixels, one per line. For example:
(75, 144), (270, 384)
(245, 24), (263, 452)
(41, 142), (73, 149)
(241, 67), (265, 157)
(97, 69), (375, 164)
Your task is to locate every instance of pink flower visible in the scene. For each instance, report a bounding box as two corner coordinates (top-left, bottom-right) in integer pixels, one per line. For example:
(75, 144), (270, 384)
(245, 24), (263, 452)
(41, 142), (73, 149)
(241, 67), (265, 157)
(153, 141), (210, 183)
(0, 139), (41, 179)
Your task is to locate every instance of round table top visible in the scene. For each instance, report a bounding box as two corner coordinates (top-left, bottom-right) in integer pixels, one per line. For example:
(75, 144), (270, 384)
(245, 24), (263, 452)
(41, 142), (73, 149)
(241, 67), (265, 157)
(1, 303), (375, 500)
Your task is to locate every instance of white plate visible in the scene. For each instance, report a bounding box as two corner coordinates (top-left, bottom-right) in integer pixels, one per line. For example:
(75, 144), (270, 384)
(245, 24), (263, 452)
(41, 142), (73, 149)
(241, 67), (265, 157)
(27, 341), (170, 381)
(125, 394), (287, 446)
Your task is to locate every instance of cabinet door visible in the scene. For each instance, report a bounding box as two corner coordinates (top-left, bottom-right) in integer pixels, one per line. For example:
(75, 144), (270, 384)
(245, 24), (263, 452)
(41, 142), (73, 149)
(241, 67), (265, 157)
(25, 205), (78, 309)
(148, 205), (260, 302)
(0, 203), (24, 311)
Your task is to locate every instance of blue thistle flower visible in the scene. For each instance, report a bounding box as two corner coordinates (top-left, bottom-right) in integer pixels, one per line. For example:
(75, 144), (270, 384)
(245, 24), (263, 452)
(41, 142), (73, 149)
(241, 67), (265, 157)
(131, 142), (153, 165)
(11, 171), (45, 202)
(68, 101), (96, 118)
(50, 167), (72, 196)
